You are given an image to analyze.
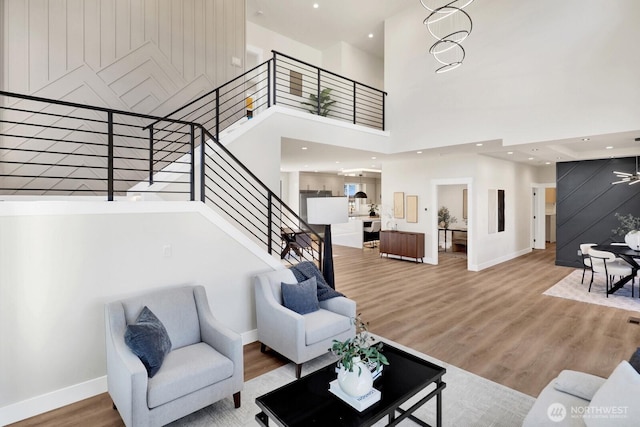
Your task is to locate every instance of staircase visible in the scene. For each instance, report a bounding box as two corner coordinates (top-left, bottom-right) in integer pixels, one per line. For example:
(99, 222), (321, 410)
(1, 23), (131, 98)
(0, 51), (387, 267)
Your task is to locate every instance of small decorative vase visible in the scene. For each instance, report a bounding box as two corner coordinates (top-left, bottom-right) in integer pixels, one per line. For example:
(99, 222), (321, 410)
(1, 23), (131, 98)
(625, 230), (640, 251)
(337, 357), (374, 397)
(369, 211), (376, 217)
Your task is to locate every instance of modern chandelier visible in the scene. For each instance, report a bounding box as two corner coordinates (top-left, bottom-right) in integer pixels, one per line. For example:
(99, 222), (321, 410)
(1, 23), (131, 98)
(420, 0), (474, 73)
(612, 156), (640, 186)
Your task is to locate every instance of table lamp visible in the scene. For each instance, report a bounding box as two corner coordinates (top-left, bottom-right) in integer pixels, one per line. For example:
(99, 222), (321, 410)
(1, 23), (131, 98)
(307, 197), (348, 289)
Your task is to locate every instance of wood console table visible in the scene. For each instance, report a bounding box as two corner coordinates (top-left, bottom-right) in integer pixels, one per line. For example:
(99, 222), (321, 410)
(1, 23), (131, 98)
(379, 230), (425, 263)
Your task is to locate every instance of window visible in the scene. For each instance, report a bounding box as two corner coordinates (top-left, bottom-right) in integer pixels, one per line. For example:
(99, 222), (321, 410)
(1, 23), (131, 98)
(344, 184), (356, 197)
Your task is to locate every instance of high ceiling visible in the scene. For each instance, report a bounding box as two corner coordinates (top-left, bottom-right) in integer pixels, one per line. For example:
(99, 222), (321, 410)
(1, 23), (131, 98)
(248, 1), (640, 175)
(246, 0), (415, 59)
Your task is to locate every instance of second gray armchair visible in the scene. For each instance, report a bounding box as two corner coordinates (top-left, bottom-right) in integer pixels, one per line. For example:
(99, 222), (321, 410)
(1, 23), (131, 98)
(254, 268), (356, 378)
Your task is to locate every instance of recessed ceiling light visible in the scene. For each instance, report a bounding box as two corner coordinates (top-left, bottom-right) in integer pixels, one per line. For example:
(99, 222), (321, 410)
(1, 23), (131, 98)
(582, 138), (590, 141)
(417, 151), (423, 154)
(528, 157), (534, 160)
(313, 3), (319, 8)
(301, 147), (308, 150)
(368, 33), (374, 38)
(371, 156), (377, 160)
(335, 161), (340, 164)
(606, 146), (613, 149)
(304, 164), (309, 168)
(476, 143), (483, 147)
(545, 162), (551, 165)
(507, 151), (513, 155)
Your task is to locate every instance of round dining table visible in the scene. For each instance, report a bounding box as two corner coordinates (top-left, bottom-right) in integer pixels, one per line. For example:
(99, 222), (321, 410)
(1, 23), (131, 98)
(592, 244), (640, 295)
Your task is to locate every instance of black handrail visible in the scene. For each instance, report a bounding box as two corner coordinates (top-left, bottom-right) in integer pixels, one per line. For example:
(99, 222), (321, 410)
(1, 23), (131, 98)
(271, 50), (388, 96)
(0, 90), (197, 200)
(271, 51), (386, 130)
(0, 50), (386, 268)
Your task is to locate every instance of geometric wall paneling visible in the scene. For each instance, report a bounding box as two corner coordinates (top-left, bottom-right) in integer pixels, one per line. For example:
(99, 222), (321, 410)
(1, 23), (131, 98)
(555, 157), (640, 267)
(2, 0), (245, 195)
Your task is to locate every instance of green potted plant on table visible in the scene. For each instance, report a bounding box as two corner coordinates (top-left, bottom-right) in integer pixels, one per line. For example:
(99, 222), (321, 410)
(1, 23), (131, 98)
(368, 203), (378, 217)
(330, 315), (389, 397)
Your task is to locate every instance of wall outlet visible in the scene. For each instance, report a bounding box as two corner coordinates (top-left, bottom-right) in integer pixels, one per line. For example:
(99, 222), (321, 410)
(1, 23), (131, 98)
(163, 244), (172, 258)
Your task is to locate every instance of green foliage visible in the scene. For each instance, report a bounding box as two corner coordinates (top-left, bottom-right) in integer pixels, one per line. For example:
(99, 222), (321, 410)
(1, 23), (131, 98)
(612, 213), (640, 237)
(368, 203), (378, 215)
(330, 314), (389, 375)
(438, 206), (457, 228)
(301, 88), (336, 117)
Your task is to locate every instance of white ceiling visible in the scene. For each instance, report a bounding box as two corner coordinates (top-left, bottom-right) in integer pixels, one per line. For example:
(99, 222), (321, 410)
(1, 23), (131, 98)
(248, 1), (640, 175)
(246, 0), (415, 59)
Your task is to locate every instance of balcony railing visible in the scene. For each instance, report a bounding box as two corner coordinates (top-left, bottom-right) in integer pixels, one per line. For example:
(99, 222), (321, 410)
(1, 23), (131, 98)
(0, 52), (385, 267)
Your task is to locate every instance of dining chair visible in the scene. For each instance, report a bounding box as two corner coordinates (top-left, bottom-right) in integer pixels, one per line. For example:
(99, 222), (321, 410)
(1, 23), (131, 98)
(579, 243), (596, 284)
(588, 248), (634, 298)
(363, 220), (381, 248)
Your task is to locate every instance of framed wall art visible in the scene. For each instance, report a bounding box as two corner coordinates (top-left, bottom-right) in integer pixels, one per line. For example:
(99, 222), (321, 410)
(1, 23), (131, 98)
(393, 192), (404, 218)
(406, 195), (418, 223)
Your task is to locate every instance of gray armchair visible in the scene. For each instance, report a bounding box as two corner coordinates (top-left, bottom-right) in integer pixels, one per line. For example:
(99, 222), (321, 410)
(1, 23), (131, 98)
(105, 285), (243, 427)
(254, 268), (356, 378)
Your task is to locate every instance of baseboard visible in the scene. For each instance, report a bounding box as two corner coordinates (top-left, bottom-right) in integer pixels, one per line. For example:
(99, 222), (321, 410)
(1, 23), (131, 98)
(0, 376), (107, 426)
(476, 247), (531, 271)
(242, 329), (258, 345)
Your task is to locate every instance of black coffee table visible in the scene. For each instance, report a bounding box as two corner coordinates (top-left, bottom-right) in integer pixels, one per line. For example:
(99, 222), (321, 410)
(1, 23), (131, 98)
(255, 342), (446, 426)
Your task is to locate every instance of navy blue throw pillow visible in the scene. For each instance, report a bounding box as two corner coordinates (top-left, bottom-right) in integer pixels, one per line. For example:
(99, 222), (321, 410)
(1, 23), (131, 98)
(629, 347), (640, 374)
(281, 277), (319, 315)
(125, 306), (172, 378)
(290, 261), (345, 301)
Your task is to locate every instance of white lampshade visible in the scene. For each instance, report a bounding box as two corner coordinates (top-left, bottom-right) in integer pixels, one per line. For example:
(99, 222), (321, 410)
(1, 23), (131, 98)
(307, 197), (348, 225)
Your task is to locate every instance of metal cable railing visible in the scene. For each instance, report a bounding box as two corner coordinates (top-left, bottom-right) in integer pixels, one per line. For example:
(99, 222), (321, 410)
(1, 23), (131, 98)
(1, 52), (385, 267)
(0, 91), (197, 200)
(272, 51), (386, 130)
(199, 128), (323, 267)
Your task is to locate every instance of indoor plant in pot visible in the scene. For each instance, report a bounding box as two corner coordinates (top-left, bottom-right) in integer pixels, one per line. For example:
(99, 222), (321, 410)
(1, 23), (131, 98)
(612, 213), (640, 251)
(438, 206), (456, 229)
(330, 315), (389, 397)
(301, 88), (336, 117)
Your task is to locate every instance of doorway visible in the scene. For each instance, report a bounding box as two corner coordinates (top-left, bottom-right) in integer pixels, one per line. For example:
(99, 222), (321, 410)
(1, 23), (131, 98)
(531, 183), (556, 250)
(432, 178), (473, 270)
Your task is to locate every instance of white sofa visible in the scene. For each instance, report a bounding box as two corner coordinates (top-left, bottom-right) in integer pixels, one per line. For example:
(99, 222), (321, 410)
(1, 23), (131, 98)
(523, 360), (640, 426)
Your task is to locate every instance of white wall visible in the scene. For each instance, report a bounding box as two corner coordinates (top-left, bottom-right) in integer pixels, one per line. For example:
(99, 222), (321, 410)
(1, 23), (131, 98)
(322, 41), (384, 90)
(2, 0), (245, 115)
(247, 21), (322, 66)
(384, 0), (640, 151)
(382, 153), (536, 270)
(0, 202), (277, 422)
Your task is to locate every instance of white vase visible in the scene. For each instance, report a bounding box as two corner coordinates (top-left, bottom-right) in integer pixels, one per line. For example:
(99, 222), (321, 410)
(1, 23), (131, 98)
(337, 356), (374, 397)
(625, 230), (640, 251)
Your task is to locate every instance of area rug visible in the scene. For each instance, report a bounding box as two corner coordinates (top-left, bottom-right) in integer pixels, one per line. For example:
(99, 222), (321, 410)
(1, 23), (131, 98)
(543, 269), (640, 313)
(168, 337), (534, 427)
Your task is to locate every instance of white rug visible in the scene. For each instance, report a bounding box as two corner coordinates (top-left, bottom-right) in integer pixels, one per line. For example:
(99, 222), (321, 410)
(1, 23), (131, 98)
(169, 337), (534, 427)
(543, 269), (640, 313)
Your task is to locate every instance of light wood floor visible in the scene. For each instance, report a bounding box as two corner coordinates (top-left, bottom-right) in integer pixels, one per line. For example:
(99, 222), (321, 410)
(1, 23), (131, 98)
(11, 244), (640, 426)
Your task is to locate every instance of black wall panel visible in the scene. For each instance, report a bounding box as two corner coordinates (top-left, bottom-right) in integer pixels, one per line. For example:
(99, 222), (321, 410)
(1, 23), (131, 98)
(556, 157), (640, 267)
